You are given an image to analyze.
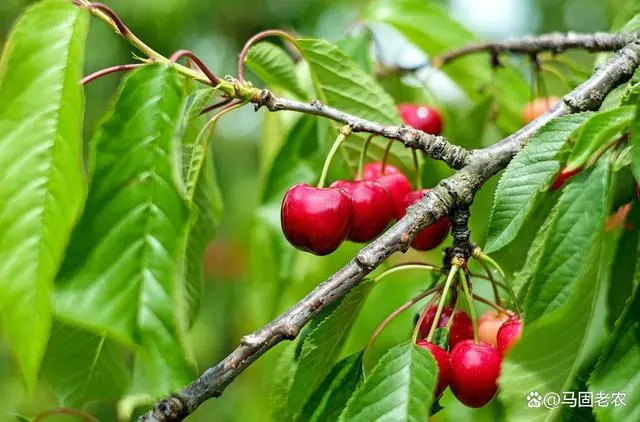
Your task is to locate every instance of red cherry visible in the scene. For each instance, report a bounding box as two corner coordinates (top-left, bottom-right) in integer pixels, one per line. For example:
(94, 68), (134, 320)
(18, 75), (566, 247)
(478, 311), (511, 346)
(450, 340), (502, 408)
(417, 306), (473, 349)
(449, 311), (474, 349)
(416, 339), (451, 397)
(497, 317), (523, 355)
(281, 184), (352, 255)
(398, 103), (443, 135)
(418, 306), (453, 338)
(550, 166), (582, 191)
(401, 190), (451, 250)
(361, 162), (402, 179)
(522, 96), (560, 124)
(330, 180), (393, 242)
(360, 163), (413, 220)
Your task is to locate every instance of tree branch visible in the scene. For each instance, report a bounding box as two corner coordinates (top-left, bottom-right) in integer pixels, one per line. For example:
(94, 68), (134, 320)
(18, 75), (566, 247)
(253, 90), (471, 169)
(433, 31), (640, 67)
(139, 41), (640, 422)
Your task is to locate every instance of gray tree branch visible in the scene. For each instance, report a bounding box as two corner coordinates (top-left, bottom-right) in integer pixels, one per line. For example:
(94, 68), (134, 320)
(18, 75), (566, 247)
(433, 31), (640, 66)
(140, 41), (640, 422)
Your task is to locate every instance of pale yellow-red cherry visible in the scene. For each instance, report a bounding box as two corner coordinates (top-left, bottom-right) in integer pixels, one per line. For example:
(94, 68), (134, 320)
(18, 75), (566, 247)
(522, 97), (560, 124)
(478, 311), (510, 346)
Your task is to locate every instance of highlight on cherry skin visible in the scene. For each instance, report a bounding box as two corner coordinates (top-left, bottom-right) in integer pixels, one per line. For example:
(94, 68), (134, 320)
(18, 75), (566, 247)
(359, 162), (412, 220)
(402, 190), (452, 251)
(330, 179), (394, 243)
(280, 183), (352, 255)
(398, 103), (444, 135)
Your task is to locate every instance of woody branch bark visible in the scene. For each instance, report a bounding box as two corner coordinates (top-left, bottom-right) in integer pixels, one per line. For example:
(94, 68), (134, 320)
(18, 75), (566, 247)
(139, 41), (640, 422)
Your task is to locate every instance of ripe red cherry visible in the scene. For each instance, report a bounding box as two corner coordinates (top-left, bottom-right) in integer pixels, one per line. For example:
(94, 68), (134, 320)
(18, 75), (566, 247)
(281, 184), (352, 255)
(478, 311), (511, 346)
(497, 317), (523, 355)
(416, 339), (451, 397)
(360, 163), (412, 220)
(398, 103), (443, 135)
(417, 306), (474, 349)
(522, 96), (560, 124)
(450, 340), (502, 408)
(330, 180), (394, 242)
(550, 166), (582, 191)
(401, 190), (451, 250)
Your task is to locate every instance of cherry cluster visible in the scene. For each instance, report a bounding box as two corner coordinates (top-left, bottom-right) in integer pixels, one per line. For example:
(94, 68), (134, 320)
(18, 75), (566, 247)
(281, 104), (448, 255)
(416, 306), (522, 407)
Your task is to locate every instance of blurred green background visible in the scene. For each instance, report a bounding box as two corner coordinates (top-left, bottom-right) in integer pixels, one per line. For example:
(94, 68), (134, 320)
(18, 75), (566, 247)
(0, 0), (632, 420)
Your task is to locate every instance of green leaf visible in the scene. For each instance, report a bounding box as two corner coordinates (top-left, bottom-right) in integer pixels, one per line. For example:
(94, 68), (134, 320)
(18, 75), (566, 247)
(300, 351), (364, 422)
(589, 282), (640, 422)
(55, 64), (194, 397)
(499, 160), (612, 422)
(566, 106), (634, 172)
(485, 113), (593, 253)
(245, 42), (307, 99)
(296, 38), (412, 172)
(607, 206), (639, 328)
(174, 88), (224, 328)
(287, 281), (373, 416)
(0, 0), (88, 390)
(41, 321), (130, 407)
(633, 99), (640, 180)
(524, 159), (612, 322)
(340, 342), (437, 422)
(271, 341), (299, 421)
(336, 34), (372, 74)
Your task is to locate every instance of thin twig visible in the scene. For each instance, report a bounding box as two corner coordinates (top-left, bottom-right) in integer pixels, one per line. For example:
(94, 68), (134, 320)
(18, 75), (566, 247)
(80, 63), (143, 85)
(472, 294), (513, 315)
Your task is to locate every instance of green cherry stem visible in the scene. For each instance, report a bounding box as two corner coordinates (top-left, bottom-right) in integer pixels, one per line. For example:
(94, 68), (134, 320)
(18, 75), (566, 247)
(424, 265), (459, 343)
(476, 257), (502, 308)
(363, 284), (443, 369)
(474, 249), (521, 315)
(381, 140), (393, 174)
(373, 262), (442, 283)
(460, 270), (479, 342)
(412, 149), (423, 190)
(318, 125), (352, 188)
(358, 134), (377, 180)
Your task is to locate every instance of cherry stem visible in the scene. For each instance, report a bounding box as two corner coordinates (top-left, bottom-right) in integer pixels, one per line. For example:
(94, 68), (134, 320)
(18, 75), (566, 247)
(425, 265), (459, 343)
(169, 49), (222, 85)
(80, 63), (143, 85)
(358, 134), (377, 180)
(476, 257), (502, 307)
(459, 270), (479, 343)
(318, 126), (352, 188)
(474, 250), (521, 315)
(237, 29), (300, 82)
(381, 140), (393, 174)
(472, 294), (513, 315)
(363, 284), (443, 368)
(412, 149), (423, 190)
(373, 262), (442, 284)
